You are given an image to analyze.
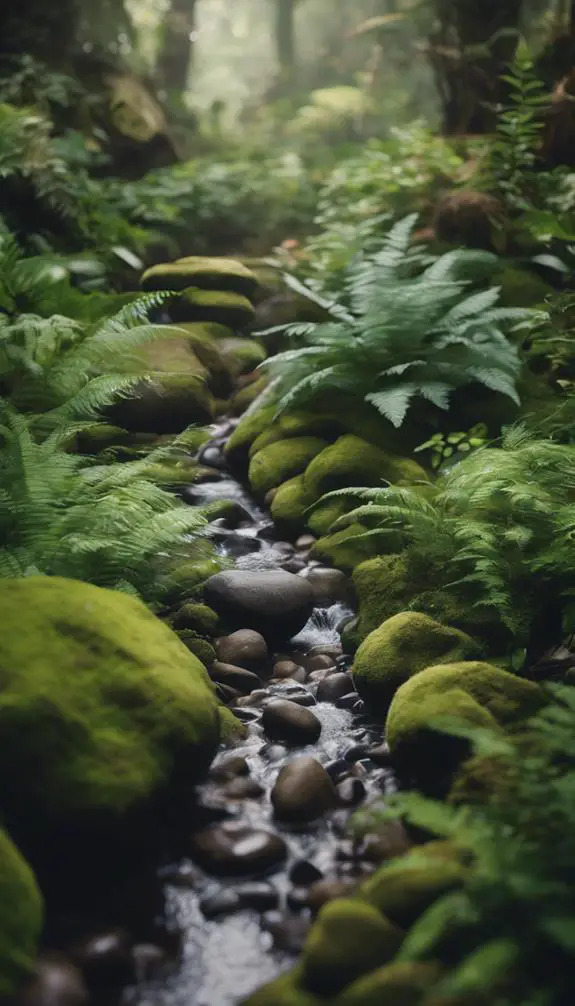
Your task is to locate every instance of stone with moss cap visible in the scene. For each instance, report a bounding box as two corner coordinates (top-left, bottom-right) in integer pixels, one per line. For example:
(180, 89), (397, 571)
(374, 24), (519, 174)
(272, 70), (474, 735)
(230, 376), (268, 416)
(385, 663), (543, 792)
(241, 966), (319, 1005)
(333, 961), (441, 1006)
(0, 828), (43, 997)
(353, 613), (483, 712)
(141, 256), (259, 298)
(309, 523), (383, 574)
(361, 841), (466, 930)
(0, 577), (225, 827)
(171, 289), (256, 329)
(301, 898), (404, 997)
(224, 406), (277, 470)
(249, 438), (328, 497)
(217, 336), (267, 377)
(109, 372), (215, 433)
(304, 436), (426, 499)
(271, 475), (316, 531)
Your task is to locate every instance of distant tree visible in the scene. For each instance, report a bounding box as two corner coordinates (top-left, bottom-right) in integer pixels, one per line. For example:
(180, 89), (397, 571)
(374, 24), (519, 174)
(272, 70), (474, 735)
(156, 0), (197, 106)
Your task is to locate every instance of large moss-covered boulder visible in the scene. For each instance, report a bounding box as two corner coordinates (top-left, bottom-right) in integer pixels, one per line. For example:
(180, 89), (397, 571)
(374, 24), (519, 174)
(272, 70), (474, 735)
(310, 524), (382, 574)
(301, 899), (404, 997)
(353, 613), (483, 711)
(225, 406), (277, 469)
(334, 961), (441, 1006)
(385, 662), (543, 791)
(0, 829), (43, 997)
(307, 497), (351, 537)
(0, 578), (223, 830)
(171, 289), (256, 329)
(217, 336), (267, 377)
(230, 375), (269, 415)
(361, 842), (466, 930)
(271, 475), (316, 531)
(142, 257), (259, 298)
(109, 372), (215, 433)
(249, 438), (328, 497)
(304, 436), (426, 498)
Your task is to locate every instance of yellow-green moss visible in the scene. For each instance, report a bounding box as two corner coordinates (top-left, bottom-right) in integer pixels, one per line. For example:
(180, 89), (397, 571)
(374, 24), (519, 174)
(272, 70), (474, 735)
(0, 578), (224, 821)
(172, 288), (256, 329)
(310, 524), (382, 574)
(230, 376), (269, 416)
(170, 602), (219, 635)
(304, 436), (426, 498)
(166, 557), (223, 602)
(224, 406), (277, 470)
(219, 706), (249, 744)
(169, 323), (234, 397)
(109, 372), (215, 434)
(241, 966), (318, 1005)
(249, 438), (328, 497)
(302, 899), (404, 997)
(142, 256), (258, 298)
(334, 961), (441, 1006)
(361, 843), (466, 930)
(176, 630), (216, 666)
(353, 613), (483, 711)
(271, 475), (316, 530)
(497, 267), (554, 309)
(0, 829), (43, 997)
(307, 498), (351, 537)
(217, 336), (267, 377)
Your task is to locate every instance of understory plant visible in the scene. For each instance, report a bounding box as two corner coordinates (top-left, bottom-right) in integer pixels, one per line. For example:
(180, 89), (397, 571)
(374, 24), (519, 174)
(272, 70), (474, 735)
(0, 404), (210, 604)
(323, 426), (575, 641)
(356, 684), (575, 1006)
(258, 215), (531, 428)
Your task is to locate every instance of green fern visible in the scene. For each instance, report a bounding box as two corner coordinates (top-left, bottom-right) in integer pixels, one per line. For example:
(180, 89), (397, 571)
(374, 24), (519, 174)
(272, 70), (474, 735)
(258, 215), (530, 428)
(0, 401), (211, 603)
(323, 427), (575, 639)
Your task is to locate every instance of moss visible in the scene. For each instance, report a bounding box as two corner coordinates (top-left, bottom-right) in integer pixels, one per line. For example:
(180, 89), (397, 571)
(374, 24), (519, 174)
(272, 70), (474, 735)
(140, 458), (204, 487)
(307, 498), (351, 537)
(352, 613), (483, 712)
(271, 475), (316, 531)
(310, 524), (383, 574)
(241, 966), (318, 1005)
(218, 336), (268, 377)
(0, 829), (43, 997)
(166, 557), (223, 603)
(249, 437), (328, 497)
(171, 323), (234, 397)
(385, 663), (543, 792)
(361, 843), (466, 930)
(304, 436), (426, 498)
(142, 256), (259, 298)
(171, 289), (256, 329)
(109, 372), (215, 434)
(219, 706), (249, 745)
(497, 267), (554, 309)
(334, 961), (441, 1006)
(171, 603), (219, 635)
(224, 406), (277, 470)
(0, 577), (223, 826)
(302, 899), (404, 997)
(176, 630), (216, 667)
(230, 376), (269, 416)
(72, 424), (131, 455)
(352, 555), (509, 652)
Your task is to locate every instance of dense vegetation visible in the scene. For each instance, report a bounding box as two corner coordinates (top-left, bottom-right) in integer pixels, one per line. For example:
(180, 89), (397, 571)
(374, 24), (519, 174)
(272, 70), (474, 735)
(1, 2), (575, 1006)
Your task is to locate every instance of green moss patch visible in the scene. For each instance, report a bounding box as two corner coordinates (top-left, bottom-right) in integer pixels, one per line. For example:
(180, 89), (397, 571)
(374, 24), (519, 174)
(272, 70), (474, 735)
(171, 289), (256, 329)
(0, 828), (43, 997)
(249, 437), (328, 497)
(142, 256), (259, 298)
(304, 436), (426, 499)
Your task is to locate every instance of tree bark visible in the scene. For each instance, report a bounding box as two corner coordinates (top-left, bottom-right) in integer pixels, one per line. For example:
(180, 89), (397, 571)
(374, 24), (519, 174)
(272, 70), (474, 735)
(429, 0), (524, 135)
(275, 0), (297, 92)
(156, 0), (197, 104)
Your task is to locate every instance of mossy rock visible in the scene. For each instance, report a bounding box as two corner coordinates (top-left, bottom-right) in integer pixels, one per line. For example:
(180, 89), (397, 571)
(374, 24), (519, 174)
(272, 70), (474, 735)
(241, 966), (318, 1005)
(170, 602), (219, 635)
(171, 289), (256, 329)
(139, 458), (204, 488)
(249, 438), (328, 497)
(310, 524), (382, 574)
(385, 663), (543, 791)
(0, 578), (223, 833)
(334, 961), (441, 1006)
(307, 498), (351, 537)
(142, 257), (259, 298)
(352, 613), (483, 712)
(230, 376), (268, 416)
(361, 842), (466, 930)
(172, 322), (234, 397)
(0, 828), (43, 997)
(217, 336), (267, 377)
(352, 555), (509, 652)
(304, 436), (426, 498)
(176, 630), (216, 667)
(72, 424), (131, 455)
(271, 475), (316, 531)
(224, 406), (277, 470)
(497, 267), (554, 309)
(166, 557), (224, 603)
(109, 372), (215, 434)
(302, 898), (404, 997)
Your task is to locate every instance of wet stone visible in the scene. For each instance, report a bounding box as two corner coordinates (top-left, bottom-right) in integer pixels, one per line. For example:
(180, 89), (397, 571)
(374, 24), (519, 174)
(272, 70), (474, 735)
(287, 887), (309, 912)
(200, 889), (241, 919)
(209, 755), (250, 782)
(234, 881), (279, 912)
(359, 822), (412, 863)
(19, 955), (89, 1006)
(262, 699), (322, 745)
(324, 758), (351, 782)
(306, 653), (337, 673)
(296, 534), (316, 550)
(284, 691), (316, 707)
(317, 672), (354, 704)
(235, 689), (269, 707)
(215, 682), (242, 705)
(222, 777), (264, 800)
(289, 860), (323, 887)
(366, 742), (392, 766)
(343, 744), (369, 763)
(337, 777), (367, 807)
(261, 913), (311, 954)
(282, 558), (307, 574)
(209, 661), (264, 695)
(215, 629), (268, 672)
(131, 944), (168, 982)
(307, 668), (337, 684)
(306, 879), (357, 915)
(336, 691), (361, 710)
(271, 756), (337, 823)
(190, 823), (287, 876)
(306, 567), (349, 605)
(229, 706), (261, 724)
(272, 659), (303, 680)
(259, 742), (287, 761)
(71, 928), (134, 988)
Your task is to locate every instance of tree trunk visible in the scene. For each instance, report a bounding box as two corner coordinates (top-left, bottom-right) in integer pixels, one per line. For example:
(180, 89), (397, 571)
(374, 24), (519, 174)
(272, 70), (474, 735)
(157, 0), (196, 104)
(275, 0), (297, 92)
(429, 0), (524, 135)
